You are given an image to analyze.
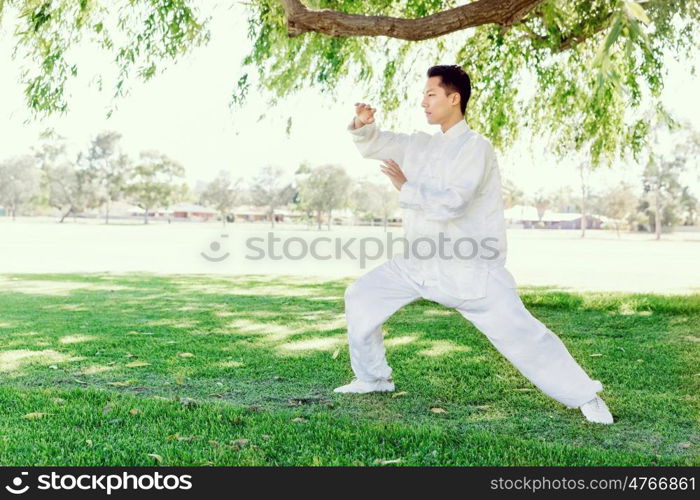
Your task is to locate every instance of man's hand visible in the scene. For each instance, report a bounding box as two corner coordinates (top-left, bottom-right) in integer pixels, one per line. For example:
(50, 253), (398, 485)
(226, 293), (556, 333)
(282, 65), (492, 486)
(353, 102), (376, 129)
(380, 159), (407, 191)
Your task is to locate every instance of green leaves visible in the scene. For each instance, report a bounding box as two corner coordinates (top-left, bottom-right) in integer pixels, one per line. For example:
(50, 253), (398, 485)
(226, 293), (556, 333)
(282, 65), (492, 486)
(7, 0), (211, 118)
(236, 0), (697, 167)
(4, 0), (698, 168)
(623, 0), (651, 25)
(26, 1), (51, 33)
(603, 13), (623, 56)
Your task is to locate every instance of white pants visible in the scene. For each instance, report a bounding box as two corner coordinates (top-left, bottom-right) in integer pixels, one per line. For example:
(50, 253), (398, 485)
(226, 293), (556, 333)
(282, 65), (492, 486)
(343, 259), (604, 409)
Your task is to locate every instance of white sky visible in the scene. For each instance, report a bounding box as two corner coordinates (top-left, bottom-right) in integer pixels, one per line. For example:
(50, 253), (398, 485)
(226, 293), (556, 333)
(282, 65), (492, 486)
(0, 1), (698, 198)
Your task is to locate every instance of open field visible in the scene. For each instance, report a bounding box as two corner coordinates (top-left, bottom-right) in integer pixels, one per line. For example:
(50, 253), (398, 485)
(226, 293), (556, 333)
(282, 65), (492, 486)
(1, 218), (699, 294)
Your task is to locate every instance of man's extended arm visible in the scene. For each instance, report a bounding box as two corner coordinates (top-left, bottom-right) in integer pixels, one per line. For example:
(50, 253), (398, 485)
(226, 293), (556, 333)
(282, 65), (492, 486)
(398, 136), (492, 222)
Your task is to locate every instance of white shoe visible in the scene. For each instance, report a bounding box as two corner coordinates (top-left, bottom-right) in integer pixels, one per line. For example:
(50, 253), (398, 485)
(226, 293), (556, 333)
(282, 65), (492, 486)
(580, 395), (614, 424)
(333, 378), (395, 394)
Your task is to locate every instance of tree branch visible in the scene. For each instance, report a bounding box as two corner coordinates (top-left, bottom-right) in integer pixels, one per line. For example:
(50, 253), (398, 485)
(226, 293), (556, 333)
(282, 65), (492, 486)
(554, 14), (613, 52)
(278, 0), (545, 40)
(547, 18), (614, 52)
(519, 8), (616, 53)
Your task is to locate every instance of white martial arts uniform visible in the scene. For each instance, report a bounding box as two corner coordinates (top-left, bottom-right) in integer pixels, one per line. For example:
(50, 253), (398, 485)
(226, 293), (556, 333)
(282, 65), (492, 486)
(343, 117), (604, 409)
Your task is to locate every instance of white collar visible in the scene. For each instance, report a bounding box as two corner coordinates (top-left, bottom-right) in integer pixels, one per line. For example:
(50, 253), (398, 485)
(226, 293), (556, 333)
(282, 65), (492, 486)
(436, 119), (470, 140)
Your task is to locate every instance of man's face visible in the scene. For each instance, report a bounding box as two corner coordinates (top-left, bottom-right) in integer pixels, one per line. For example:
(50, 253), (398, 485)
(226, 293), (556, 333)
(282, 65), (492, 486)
(422, 76), (460, 124)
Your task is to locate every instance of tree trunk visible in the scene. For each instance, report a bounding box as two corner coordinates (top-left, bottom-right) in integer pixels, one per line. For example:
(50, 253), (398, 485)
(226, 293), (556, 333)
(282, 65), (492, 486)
(59, 207), (72, 223)
(579, 163), (587, 238)
(654, 174), (664, 240)
(144, 208), (149, 225)
(383, 214), (388, 232)
(105, 199), (111, 224)
(316, 210), (322, 230)
(654, 173), (661, 240)
(327, 210), (332, 230)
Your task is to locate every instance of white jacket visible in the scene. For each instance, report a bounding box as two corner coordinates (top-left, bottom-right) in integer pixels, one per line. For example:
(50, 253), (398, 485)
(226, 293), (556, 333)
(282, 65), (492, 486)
(347, 117), (517, 299)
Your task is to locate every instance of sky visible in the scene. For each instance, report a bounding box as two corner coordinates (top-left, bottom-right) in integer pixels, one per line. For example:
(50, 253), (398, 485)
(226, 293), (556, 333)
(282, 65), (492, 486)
(0, 1), (698, 199)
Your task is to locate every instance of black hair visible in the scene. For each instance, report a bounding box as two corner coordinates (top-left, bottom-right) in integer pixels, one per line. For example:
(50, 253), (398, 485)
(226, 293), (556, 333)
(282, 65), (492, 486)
(426, 65), (471, 115)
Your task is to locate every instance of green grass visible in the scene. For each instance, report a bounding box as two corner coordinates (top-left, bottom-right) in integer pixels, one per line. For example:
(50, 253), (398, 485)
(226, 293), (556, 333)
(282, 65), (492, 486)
(0, 273), (698, 466)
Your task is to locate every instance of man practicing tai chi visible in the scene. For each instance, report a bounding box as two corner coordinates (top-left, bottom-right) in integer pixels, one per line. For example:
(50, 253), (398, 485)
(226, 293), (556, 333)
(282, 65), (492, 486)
(334, 64), (614, 425)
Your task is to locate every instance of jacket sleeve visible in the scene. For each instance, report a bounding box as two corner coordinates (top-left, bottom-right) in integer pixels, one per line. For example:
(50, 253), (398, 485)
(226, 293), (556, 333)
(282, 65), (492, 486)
(346, 118), (411, 165)
(398, 136), (491, 222)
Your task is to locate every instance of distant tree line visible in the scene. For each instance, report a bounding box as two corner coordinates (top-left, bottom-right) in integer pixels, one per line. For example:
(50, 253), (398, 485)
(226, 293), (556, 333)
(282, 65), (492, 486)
(501, 123), (700, 239)
(1, 126), (697, 238)
(0, 129), (400, 229)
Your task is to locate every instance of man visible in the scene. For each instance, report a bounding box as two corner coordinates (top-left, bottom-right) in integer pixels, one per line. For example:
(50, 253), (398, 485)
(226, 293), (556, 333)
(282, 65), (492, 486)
(334, 64), (614, 425)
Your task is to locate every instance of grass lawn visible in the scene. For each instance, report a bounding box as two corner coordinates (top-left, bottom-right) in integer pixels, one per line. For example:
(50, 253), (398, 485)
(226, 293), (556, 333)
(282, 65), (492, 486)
(0, 273), (698, 466)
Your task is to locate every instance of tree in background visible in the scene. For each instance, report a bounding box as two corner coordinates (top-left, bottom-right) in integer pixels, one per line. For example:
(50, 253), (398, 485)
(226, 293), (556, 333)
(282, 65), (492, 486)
(578, 160), (592, 238)
(199, 171), (245, 227)
(33, 131), (101, 223)
(501, 178), (525, 209)
(292, 162), (317, 228)
(640, 118), (699, 239)
(3, 0), (696, 171)
(679, 186), (698, 226)
(83, 131), (132, 224)
(531, 189), (551, 224)
(598, 182), (639, 236)
(547, 186), (577, 213)
(296, 163), (352, 230)
(125, 151), (187, 224)
(642, 153), (684, 240)
(250, 165), (295, 228)
(46, 161), (101, 223)
(0, 156), (41, 219)
(675, 127), (700, 227)
(349, 179), (399, 231)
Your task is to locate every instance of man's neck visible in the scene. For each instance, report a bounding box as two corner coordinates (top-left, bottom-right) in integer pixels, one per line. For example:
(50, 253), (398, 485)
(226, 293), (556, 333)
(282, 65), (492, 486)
(440, 114), (465, 133)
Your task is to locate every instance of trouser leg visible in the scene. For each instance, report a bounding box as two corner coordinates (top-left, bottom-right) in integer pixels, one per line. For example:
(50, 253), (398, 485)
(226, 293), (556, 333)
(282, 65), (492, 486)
(455, 275), (604, 408)
(344, 259), (420, 382)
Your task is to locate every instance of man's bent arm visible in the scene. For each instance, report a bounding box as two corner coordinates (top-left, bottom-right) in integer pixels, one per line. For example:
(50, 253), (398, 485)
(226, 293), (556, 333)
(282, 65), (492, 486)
(346, 118), (411, 165)
(398, 136), (491, 222)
